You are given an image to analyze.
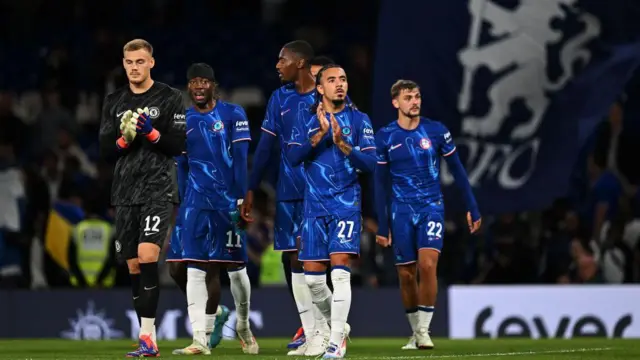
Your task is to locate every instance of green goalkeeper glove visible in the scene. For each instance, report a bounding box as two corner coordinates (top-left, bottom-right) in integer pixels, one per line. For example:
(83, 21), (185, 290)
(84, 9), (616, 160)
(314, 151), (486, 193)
(119, 110), (137, 144)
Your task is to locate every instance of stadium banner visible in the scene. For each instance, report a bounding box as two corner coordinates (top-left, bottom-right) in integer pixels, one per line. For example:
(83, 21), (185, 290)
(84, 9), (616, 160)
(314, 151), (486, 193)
(449, 285), (640, 339)
(0, 287), (448, 339)
(373, 0), (640, 214)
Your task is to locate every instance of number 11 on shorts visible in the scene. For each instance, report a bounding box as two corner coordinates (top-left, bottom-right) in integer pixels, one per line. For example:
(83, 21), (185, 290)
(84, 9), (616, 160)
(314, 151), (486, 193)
(226, 230), (242, 248)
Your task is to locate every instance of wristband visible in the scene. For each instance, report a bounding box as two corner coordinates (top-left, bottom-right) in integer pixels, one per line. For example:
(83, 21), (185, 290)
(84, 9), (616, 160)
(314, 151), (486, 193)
(237, 199), (244, 206)
(116, 137), (129, 149)
(146, 128), (160, 143)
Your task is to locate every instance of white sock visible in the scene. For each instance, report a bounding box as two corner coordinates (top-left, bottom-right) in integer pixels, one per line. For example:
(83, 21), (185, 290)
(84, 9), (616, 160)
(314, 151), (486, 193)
(205, 314), (216, 335)
(140, 317), (155, 338)
(329, 268), (351, 345)
(228, 267), (251, 328)
(418, 306), (434, 331)
(313, 304), (330, 334)
(187, 267), (208, 344)
(305, 272), (332, 325)
(406, 309), (419, 333)
(292, 271), (316, 336)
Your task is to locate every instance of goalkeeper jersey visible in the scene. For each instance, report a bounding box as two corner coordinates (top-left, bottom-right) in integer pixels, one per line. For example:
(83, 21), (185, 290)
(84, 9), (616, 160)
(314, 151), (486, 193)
(99, 82), (186, 206)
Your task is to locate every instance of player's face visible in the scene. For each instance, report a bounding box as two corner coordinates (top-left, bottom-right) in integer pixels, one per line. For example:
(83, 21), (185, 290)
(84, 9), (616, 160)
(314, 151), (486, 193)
(393, 88), (421, 118)
(188, 77), (214, 106)
(317, 67), (348, 102)
(123, 49), (155, 85)
(276, 48), (301, 83)
(310, 65), (323, 79)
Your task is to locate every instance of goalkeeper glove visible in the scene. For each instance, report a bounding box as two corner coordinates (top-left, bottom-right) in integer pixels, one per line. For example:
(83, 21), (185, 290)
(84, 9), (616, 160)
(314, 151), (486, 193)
(134, 107), (160, 142)
(117, 110), (136, 149)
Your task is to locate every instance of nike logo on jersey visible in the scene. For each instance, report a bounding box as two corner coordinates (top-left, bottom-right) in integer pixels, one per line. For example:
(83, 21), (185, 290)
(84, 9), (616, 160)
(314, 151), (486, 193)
(116, 111), (126, 118)
(308, 127), (320, 134)
(144, 286), (157, 291)
(390, 144), (403, 151)
(281, 109), (291, 116)
(144, 232), (158, 236)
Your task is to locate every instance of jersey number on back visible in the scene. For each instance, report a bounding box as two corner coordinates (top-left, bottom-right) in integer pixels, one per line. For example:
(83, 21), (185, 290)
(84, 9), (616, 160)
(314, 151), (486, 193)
(337, 220), (355, 239)
(226, 230), (242, 248)
(426, 221), (443, 238)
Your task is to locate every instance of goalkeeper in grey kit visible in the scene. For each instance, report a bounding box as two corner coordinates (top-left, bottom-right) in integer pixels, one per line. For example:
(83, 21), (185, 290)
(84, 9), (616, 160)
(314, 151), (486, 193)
(98, 38), (186, 358)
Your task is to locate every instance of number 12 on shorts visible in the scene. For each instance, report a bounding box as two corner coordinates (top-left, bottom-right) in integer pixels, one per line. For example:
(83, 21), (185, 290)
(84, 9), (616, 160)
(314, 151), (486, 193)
(226, 230), (242, 248)
(144, 215), (161, 235)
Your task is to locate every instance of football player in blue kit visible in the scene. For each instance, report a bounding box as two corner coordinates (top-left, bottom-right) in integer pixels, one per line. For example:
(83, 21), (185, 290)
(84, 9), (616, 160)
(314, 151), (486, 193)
(374, 80), (481, 350)
(172, 63), (258, 355)
(288, 64), (377, 358)
(240, 41), (331, 354)
(166, 151), (230, 351)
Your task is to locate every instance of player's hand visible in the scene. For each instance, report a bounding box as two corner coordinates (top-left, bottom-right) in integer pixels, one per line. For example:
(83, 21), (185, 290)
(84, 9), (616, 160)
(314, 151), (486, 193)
(376, 233), (392, 247)
(467, 212), (482, 234)
(119, 110), (137, 144)
(316, 103), (329, 135)
(134, 107), (153, 135)
(330, 114), (343, 145)
(240, 192), (255, 224)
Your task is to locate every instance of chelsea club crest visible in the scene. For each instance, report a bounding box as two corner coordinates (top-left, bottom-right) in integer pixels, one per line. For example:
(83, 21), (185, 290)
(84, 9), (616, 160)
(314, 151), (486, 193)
(212, 120), (224, 132)
(420, 138), (431, 150)
(341, 127), (352, 136)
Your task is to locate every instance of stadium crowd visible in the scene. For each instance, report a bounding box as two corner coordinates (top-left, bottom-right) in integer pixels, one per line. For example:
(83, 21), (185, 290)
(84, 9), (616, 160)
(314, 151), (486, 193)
(1, 0), (640, 291)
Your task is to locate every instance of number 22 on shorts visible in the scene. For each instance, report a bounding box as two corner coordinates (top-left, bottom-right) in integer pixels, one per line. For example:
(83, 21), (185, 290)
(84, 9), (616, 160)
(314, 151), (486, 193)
(426, 220), (442, 238)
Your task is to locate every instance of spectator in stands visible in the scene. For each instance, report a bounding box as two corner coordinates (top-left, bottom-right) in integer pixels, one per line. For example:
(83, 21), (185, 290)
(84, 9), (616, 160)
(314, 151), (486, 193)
(0, 138), (27, 288)
(473, 213), (537, 284)
(43, 178), (85, 287)
(33, 88), (77, 158)
(68, 199), (116, 288)
(583, 153), (622, 243)
(0, 90), (31, 158)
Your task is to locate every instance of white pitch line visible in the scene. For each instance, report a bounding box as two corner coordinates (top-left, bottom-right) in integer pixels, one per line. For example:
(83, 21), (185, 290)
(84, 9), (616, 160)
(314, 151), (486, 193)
(361, 347), (613, 359)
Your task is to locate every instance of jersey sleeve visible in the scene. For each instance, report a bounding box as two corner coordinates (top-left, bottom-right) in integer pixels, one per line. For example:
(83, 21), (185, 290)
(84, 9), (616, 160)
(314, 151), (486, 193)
(358, 113), (376, 152)
(231, 106), (251, 143)
(261, 91), (279, 137)
(437, 123), (456, 157)
(375, 130), (389, 164)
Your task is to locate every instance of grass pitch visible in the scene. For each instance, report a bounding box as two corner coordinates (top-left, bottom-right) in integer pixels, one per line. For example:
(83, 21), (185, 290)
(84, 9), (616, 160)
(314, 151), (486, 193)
(0, 338), (637, 359)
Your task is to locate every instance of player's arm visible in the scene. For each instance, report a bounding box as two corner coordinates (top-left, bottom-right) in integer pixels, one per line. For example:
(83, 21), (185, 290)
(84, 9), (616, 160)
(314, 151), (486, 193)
(231, 107), (252, 203)
(248, 93), (279, 191)
(333, 113), (377, 173)
(137, 90), (186, 156)
(287, 114), (329, 166)
(374, 132), (391, 239)
(439, 126), (481, 227)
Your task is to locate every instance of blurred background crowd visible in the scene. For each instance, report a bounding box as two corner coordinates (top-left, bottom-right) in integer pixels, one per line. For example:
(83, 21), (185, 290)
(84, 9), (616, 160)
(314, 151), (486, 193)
(2, 0), (640, 291)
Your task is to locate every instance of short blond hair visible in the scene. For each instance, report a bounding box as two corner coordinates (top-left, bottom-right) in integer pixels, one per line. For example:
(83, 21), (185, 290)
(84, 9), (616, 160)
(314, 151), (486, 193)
(123, 39), (153, 55)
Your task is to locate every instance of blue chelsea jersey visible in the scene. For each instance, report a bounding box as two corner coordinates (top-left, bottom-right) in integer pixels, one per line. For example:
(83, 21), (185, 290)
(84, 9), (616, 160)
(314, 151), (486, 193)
(261, 85), (316, 201)
(290, 106), (376, 217)
(184, 101), (251, 210)
(375, 117), (456, 214)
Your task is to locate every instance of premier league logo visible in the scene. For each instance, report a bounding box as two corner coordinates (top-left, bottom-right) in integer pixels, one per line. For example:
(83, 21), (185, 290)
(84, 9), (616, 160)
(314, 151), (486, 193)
(341, 127), (352, 136)
(212, 121), (224, 132)
(420, 138), (431, 150)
